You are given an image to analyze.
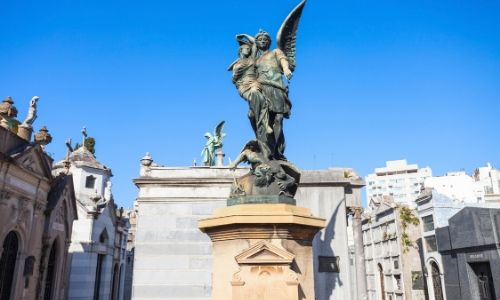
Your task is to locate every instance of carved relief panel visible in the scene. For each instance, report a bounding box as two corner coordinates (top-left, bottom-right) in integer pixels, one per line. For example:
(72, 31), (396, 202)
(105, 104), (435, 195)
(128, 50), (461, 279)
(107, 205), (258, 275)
(231, 241), (299, 300)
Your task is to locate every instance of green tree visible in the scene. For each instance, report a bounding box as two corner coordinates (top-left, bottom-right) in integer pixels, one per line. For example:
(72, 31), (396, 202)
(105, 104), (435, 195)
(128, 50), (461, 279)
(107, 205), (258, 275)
(74, 137), (96, 154)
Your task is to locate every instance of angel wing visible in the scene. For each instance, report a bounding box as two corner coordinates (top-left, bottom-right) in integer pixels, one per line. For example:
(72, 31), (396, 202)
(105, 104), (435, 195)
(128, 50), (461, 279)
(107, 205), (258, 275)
(276, 0), (306, 72)
(214, 121), (225, 139)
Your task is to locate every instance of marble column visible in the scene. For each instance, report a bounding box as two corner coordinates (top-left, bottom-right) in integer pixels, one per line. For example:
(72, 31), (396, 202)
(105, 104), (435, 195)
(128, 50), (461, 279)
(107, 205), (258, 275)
(351, 206), (368, 300)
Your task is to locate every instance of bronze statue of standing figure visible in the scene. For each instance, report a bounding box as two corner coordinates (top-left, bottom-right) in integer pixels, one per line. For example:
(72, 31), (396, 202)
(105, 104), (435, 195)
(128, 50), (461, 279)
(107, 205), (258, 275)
(228, 0), (306, 200)
(229, 0), (306, 162)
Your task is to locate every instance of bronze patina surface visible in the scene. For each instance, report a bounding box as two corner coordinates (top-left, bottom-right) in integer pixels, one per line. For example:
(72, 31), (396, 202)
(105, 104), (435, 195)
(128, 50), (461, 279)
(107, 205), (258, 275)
(228, 1), (306, 200)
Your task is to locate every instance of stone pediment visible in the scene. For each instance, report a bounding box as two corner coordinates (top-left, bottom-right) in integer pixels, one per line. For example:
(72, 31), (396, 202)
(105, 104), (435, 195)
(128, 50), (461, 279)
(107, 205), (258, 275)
(11, 145), (52, 179)
(235, 241), (294, 265)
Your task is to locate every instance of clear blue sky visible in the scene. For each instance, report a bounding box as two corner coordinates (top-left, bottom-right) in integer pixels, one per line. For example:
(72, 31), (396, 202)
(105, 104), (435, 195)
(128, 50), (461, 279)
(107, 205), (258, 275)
(2, 0), (499, 208)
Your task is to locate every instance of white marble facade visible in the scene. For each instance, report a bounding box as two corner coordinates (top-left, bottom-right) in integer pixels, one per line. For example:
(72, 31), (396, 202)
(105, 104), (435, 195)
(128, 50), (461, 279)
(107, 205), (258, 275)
(132, 154), (363, 300)
(53, 146), (129, 300)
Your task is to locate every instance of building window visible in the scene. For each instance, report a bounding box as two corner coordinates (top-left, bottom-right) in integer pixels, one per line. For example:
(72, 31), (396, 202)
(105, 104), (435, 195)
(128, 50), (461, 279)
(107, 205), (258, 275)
(425, 236), (437, 252)
(393, 259), (399, 270)
(111, 264), (119, 300)
(422, 215), (434, 232)
(394, 274), (401, 290)
(85, 175), (96, 189)
(99, 230), (108, 244)
(43, 241), (57, 300)
(94, 254), (105, 300)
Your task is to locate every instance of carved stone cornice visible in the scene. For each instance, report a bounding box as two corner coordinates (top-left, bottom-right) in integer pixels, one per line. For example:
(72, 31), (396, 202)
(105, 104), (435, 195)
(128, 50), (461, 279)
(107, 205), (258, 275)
(199, 204), (325, 244)
(204, 223), (319, 243)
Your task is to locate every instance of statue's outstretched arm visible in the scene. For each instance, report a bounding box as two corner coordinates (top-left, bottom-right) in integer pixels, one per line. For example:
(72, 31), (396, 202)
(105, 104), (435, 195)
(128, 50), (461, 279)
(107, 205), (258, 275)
(236, 34), (257, 59)
(229, 151), (248, 169)
(236, 34), (255, 44)
(22, 96), (39, 126)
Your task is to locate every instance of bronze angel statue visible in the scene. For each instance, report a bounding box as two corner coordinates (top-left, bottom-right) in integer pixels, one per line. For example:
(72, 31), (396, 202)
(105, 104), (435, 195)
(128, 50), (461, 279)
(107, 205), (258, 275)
(201, 121), (226, 166)
(229, 0), (306, 162)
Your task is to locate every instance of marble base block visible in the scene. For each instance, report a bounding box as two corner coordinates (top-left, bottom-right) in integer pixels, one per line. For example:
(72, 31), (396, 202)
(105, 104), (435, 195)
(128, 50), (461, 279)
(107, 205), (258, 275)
(199, 203), (325, 300)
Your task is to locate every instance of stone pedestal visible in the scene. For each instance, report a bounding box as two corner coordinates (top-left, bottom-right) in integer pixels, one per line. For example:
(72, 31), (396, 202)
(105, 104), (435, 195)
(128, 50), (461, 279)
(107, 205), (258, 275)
(17, 125), (33, 141)
(215, 149), (225, 167)
(199, 203), (325, 300)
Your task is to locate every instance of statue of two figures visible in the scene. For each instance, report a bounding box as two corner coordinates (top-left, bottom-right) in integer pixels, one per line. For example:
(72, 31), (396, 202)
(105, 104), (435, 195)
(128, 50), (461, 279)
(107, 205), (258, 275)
(228, 1), (306, 200)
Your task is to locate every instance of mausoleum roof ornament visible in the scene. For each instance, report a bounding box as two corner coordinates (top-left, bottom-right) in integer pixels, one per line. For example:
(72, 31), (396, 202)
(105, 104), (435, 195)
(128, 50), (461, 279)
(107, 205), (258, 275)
(16, 96), (40, 141)
(53, 138), (74, 172)
(56, 127), (111, 174)
(0, 96), (19, 131)
(140, 152), (159, 176)
(140, 152), (153, 167)
(0, 95), (42, 141)
(34, 126), (52, 148)
(21, 96), (38, 127)
(0, 96), (18, 118)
